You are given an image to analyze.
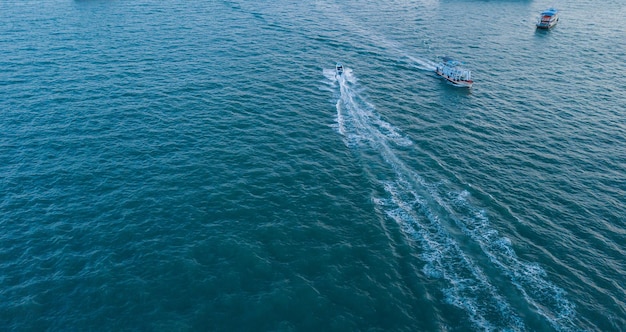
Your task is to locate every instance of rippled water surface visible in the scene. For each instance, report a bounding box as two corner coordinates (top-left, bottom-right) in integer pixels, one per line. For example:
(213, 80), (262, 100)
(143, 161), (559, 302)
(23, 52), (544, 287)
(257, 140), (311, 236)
(1, 0), (625, 331)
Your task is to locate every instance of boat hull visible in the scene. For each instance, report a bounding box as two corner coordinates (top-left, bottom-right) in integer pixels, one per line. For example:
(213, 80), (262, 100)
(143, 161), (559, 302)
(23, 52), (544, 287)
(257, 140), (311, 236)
(435, 71), (473, 88)
(536, 19), (558, 29)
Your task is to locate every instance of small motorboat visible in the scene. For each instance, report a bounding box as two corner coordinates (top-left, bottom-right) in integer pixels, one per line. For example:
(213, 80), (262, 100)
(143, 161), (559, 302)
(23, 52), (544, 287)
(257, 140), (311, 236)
(435, 57), (473, 88)
(536, 8), (559, 29)
(336, 62), (344, 76)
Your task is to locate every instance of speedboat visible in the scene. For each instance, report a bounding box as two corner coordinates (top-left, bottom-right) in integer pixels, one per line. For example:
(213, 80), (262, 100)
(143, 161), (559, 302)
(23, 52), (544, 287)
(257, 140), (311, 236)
(336, 62), (344, 76)
(435, 57), (473, 88)
(536, 8), (559, 29)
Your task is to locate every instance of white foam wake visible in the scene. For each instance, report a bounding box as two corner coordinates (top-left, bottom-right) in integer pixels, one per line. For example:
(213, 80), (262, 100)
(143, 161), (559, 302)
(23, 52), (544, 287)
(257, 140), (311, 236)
(448, 191), (577, 331)
(330, 67), (412, 149)
(325, 68), (577, 331)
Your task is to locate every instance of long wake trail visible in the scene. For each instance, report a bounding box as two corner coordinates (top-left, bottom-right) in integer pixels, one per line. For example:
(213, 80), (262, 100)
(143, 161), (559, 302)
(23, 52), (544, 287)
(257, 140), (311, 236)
(324, 67), (578, 331)
(316, 2), (437, 71)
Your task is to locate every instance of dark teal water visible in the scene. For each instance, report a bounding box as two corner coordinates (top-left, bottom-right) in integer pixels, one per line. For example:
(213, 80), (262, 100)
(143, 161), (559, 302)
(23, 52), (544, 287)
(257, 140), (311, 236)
(1, 0), (625, 331)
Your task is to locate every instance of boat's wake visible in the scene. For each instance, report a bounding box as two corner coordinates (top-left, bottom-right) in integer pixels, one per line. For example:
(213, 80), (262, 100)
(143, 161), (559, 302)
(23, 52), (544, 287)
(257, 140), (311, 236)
(316, 1), (437, 73)
(325, 67), (577, 331)
(407, 55), (437, 71)
(324, 67), (412, 148)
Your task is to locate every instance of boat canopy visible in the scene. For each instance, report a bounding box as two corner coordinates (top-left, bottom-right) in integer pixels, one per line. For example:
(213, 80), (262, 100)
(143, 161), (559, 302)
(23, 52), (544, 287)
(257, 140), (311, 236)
(441, 56), (463, 66)
(541, 8), (558, 16)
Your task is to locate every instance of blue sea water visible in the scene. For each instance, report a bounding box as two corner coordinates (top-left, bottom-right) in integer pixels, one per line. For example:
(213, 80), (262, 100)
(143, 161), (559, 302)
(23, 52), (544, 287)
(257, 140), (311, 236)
(1, 0), (625, 331)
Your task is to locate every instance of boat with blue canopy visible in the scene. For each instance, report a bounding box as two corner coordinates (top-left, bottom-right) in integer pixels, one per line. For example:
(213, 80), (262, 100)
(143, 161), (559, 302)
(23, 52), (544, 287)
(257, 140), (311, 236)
(536, 8), (559, 29)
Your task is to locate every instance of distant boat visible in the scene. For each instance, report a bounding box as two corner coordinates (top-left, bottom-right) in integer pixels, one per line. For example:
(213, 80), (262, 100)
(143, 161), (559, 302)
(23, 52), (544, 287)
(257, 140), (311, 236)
(536, 8), (559, 29)
(435, 57), (473, 88)
(335, 62), (344, 76)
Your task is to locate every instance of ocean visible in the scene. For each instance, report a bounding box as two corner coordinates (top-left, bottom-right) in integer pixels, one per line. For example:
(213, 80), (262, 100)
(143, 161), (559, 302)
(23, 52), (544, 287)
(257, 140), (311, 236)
(1, 0), (624, 331)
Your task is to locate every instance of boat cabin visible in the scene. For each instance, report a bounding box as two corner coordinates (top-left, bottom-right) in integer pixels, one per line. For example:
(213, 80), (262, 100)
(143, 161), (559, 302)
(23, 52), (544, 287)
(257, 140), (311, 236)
(336, 63), (344, 75)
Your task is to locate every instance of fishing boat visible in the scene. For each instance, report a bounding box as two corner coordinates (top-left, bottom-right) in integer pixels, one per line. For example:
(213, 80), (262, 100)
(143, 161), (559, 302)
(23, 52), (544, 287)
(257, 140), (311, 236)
(536, 8), (559, 29)
(435, 57), (473, 88)
(335, 62), (344, 76)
